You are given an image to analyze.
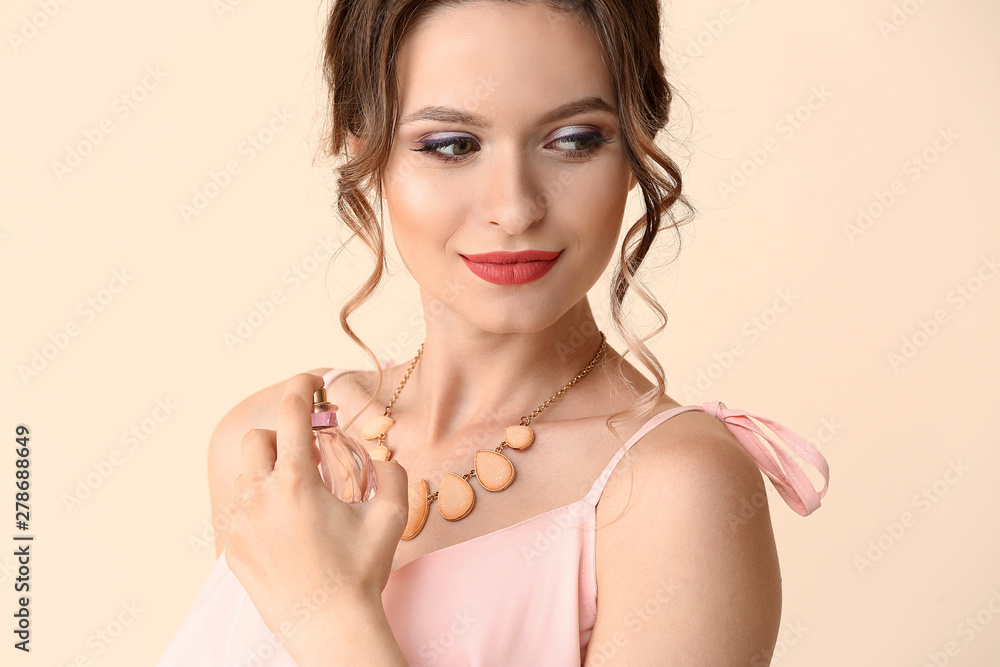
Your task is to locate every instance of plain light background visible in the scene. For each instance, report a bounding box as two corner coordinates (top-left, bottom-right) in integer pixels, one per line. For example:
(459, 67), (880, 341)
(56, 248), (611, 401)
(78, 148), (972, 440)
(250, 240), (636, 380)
(3, 0), (998, 664)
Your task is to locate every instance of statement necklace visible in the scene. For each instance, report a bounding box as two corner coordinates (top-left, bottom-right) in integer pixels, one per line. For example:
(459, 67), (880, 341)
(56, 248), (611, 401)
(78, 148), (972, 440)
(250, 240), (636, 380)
(361, 332), (607, 540)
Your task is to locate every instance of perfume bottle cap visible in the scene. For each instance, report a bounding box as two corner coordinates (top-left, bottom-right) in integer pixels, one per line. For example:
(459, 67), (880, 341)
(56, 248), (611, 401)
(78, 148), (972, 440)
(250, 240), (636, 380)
(312, 388), (339, 428)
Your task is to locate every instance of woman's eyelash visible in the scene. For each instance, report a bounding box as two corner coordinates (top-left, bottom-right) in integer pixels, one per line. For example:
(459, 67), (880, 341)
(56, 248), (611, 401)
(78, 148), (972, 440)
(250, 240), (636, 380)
(411, 137), (479, 163)
(410, 131), (614, 163)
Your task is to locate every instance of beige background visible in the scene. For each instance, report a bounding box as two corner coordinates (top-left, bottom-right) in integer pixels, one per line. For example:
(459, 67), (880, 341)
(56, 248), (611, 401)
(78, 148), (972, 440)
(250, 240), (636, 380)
(3, 0), (998, 664)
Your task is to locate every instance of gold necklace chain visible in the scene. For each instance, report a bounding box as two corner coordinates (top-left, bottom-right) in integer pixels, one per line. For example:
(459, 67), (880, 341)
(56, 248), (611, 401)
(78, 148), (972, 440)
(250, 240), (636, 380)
(361, 332), (607, 539)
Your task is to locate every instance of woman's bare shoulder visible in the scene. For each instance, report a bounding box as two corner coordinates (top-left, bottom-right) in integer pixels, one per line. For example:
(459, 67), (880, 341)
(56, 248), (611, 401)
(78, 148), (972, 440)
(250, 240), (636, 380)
(590, 397), (780, 662)
(603, 394), (766, 505)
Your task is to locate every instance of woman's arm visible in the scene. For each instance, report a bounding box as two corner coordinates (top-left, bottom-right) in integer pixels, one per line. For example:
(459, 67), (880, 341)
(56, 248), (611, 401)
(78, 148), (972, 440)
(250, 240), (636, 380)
(206, 369), (409, 664)
(220, 373), (412, 666)
(283, 589), (408, 666)
(586, 412), (782, 665)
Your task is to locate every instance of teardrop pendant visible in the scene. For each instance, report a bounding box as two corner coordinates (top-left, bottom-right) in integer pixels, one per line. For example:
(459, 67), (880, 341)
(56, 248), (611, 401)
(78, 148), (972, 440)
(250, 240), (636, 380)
(474, 450), (515, 492)
(504, 425), (534, 450)
(438, 473), (476, 521)
(369, 444), (392, 461)
(402, 479), (431, 540)
(362, 415), (395, 440)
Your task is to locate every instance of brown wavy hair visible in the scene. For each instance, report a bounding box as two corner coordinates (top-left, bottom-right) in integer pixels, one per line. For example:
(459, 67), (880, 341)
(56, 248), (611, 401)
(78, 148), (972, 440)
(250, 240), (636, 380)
(317, 0), (695, 496)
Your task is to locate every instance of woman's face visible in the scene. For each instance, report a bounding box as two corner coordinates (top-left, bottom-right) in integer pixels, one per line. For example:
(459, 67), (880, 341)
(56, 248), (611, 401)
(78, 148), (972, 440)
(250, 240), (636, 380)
(381, 0), (637, 333)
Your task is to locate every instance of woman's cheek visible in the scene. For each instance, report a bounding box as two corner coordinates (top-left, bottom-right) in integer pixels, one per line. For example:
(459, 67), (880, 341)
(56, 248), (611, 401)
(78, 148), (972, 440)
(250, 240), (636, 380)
(387, 172), (464, 284)
(559, 166), (626, 242)
(392, 167), (463, 225)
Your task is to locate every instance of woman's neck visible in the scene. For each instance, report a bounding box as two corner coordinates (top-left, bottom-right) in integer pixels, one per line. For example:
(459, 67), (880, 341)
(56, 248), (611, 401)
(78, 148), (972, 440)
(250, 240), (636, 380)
(389, 300), (612, 447)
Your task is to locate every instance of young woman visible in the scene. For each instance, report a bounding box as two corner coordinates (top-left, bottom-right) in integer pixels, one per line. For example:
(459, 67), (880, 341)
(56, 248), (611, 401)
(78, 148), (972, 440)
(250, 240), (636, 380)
(160, 0), (829, 664)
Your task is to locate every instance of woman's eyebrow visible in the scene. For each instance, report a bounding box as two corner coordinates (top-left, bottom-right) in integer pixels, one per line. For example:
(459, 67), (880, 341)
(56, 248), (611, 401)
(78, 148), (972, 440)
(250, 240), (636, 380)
(397, 95), (617, 128)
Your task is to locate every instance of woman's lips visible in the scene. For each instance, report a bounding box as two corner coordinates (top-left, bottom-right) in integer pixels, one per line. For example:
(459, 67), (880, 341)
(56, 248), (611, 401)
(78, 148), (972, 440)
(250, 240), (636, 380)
(460, 250), (562, 285)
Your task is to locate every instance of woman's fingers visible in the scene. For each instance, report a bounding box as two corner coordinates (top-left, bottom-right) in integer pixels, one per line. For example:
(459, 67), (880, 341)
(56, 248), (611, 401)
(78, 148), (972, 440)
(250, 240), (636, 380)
(368, 460), (409, 537)
(241, 428), (277, 479)
(275, 373), (326, 480)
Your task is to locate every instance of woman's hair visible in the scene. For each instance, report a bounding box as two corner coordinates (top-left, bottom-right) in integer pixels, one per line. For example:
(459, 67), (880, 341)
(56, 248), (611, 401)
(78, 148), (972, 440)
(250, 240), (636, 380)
(318, 0), (695, 509)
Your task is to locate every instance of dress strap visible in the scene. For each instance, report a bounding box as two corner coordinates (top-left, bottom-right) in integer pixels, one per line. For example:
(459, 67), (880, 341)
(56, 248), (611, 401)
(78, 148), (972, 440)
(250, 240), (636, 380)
(583, 401), (830, 516)
(583, 405), (697, 506)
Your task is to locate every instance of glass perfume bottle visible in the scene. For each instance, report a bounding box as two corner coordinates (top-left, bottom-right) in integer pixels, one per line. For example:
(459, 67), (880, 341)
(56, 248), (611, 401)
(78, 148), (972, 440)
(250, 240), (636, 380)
(311, 388), (377, 503)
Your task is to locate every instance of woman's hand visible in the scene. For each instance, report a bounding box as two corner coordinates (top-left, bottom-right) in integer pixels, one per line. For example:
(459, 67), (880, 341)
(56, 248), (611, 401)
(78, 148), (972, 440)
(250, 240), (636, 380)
(223, 372), (409, 655)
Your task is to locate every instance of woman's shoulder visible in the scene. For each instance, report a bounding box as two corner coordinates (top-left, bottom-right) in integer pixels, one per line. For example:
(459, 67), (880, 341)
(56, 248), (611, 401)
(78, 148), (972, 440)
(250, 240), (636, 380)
(603, 393), (770, 515)
(628, 392), (752, 453)
(591, 396), (780, 658)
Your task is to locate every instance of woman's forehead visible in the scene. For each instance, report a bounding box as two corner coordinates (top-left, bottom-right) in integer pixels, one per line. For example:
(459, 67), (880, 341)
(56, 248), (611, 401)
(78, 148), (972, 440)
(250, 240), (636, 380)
(394, 1), (613, 120)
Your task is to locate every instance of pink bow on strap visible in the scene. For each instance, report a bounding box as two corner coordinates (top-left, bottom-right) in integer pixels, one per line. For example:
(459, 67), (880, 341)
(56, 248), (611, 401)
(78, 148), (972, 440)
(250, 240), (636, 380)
(701, 401), (830, 516)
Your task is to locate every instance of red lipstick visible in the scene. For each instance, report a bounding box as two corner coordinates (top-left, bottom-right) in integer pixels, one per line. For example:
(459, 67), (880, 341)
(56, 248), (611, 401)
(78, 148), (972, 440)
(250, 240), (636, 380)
(460, 249), (562, 285)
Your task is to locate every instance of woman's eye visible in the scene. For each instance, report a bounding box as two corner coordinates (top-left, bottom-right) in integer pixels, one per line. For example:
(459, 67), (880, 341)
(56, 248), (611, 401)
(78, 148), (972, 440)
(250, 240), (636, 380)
(411, 137), (480, 163)
(432, 137), (478, 157)
(547, 131), (614, 157)
(551, 134), (602, 152)
(409, 130), (613, 163)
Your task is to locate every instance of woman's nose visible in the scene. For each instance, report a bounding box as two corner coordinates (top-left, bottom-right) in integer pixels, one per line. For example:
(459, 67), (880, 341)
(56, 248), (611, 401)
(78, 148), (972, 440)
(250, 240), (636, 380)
(480, 148), (547, 234)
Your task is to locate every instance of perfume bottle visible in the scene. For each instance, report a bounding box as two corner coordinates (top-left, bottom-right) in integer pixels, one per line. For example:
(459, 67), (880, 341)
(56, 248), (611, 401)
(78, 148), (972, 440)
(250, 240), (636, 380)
(311, 388), (377, 503)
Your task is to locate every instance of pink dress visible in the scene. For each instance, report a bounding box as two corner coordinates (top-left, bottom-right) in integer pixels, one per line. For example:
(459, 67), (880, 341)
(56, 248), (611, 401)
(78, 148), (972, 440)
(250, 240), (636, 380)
(158, 367), (829, 666)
